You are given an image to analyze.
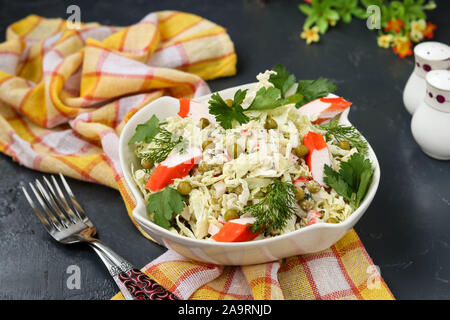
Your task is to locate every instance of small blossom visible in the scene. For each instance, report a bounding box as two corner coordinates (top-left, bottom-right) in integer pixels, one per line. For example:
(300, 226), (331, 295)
(422, 22), (437, 39)
(409, 31), (423, 42)
(384, 19), (405, 33)
(410, 19), (426, 42)
(393, 36), (413, 58)
(377, 34), (394, 48)
(300, 26), (320, 44)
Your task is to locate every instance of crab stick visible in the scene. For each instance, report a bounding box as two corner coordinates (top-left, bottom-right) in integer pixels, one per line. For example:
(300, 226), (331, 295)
(145, 147), (202, 192)
(297, 96), (352, 124)
(293, 176), (311, 187)
(211, 217), (259, 242)
(306, 210), (323, 226)
(302, 131), (331, 186)
(178, 99), (216, 124)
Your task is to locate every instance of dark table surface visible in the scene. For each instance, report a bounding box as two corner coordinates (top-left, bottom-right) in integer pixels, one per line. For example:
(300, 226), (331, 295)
(0, 0), (449, 300)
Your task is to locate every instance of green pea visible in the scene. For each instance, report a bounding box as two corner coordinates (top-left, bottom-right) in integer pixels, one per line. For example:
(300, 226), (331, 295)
(200, 118), (210, 129)
(306, 180), (321, 193)
(293, 145), (309, 158)
(224, 209), (239, 221)
(264, 116), (278, 130)
(141, 158), (154, 169)
(177, 181), (192, 195)
(299, 199), (314, 211)
(338, 140), (351, 150)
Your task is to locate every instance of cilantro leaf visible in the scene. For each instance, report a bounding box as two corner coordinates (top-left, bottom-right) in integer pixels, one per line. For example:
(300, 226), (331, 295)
(323, 165), (352, 202)
(296, 77), (338, 107)
(269, 64), (296, 98)
(285, 93), (304, 105)
(247, 87), (282, 111)
(323, 153), (373, 208)
(232, 88), (247, 106)
(147, 187), (186, 229)
(129, 115), (160, 145)
(208, 89), (249, 129)
(339, 153), (372, 191)
(356, 168), (373, 207)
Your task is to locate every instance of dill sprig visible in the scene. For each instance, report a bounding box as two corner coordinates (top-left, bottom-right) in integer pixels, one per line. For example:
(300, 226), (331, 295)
(318, 120), (368, 155)
(244, 180), (297, 234)
(137, 128), (184, 164)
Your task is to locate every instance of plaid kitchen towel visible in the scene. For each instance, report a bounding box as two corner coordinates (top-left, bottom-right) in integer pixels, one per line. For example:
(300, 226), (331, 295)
(0, 12), (394, 300)
(111, 229), (394, 300)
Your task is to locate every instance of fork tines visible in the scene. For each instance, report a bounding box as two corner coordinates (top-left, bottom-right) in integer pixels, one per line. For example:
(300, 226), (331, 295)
(22, 173), (91, 233)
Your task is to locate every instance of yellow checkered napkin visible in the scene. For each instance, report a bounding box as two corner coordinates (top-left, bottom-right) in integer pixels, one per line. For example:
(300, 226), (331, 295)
(111, 230), (394, 300)
(0, 11), (393, 300)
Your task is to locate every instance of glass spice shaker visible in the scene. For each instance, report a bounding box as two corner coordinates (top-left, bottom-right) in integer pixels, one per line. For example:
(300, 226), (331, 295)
(411, 70), (450, 160)
(403, 41), (450, 115)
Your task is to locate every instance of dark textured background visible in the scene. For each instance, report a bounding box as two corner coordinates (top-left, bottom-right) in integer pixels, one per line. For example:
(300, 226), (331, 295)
(0, 0), (449, 300)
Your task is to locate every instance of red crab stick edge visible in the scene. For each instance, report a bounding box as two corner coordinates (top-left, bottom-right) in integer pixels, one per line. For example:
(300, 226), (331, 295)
(302, 131), (331, 186)
(145, 147), (202, 192)
(178, 98), (216, 123)
(211, 218), (259, 242)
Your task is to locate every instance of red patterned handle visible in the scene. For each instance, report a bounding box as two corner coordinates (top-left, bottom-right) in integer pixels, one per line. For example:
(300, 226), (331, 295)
(89, 241), (179, 300)
(116, 268), (178, 300)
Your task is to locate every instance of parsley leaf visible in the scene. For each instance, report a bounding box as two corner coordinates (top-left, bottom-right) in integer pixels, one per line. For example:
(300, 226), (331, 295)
(296, 77), (338, 107)
(147, 187), (186, 229)
(269, 64), (296, 98)
(285, 93), (304, 105)
(128, 115), (160, 145)
(247, 87), (282, 111)
(208, 89), (249, 129)
(323, 153), (373, 209)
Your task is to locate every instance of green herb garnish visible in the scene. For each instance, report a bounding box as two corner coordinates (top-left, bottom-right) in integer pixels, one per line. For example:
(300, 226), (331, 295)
(208, 64), (337, 128)
(208, 89), (249, 129)
(268, 64), (297, 98)
(319, 120), (368, 155)
(323, 153), (373, 209)
(128, 115), (160, 145)
(137, 128), (184, 164)
(296, 77), (338, 106)
(247, 87), (283, 111)
(244, 180), (297, 234)
(147, 186), (186, 229)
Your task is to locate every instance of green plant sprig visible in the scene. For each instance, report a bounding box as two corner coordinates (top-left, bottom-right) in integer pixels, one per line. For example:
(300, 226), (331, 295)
(136, 128), (184, 164)
(299, 0), (436, 39)
(318, 120), (368, 155)
(243, 180), (297, 234)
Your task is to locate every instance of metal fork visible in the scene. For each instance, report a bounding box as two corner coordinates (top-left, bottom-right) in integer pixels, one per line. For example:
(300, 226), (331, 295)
(22, 173), (178, 300)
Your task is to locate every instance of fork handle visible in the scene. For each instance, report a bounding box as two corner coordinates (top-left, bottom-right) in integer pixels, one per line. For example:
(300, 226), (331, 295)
(88, 240), (178, 300)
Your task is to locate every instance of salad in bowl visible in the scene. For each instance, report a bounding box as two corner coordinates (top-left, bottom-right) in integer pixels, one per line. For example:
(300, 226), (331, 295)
(125, 65), (375, 246)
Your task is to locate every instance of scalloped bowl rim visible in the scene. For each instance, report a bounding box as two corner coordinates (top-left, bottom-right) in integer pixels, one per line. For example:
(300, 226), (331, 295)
(119, 83), (380, 250)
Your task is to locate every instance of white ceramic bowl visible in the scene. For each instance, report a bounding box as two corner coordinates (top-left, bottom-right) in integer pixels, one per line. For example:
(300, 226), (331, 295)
(119, 83), (380, 265)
